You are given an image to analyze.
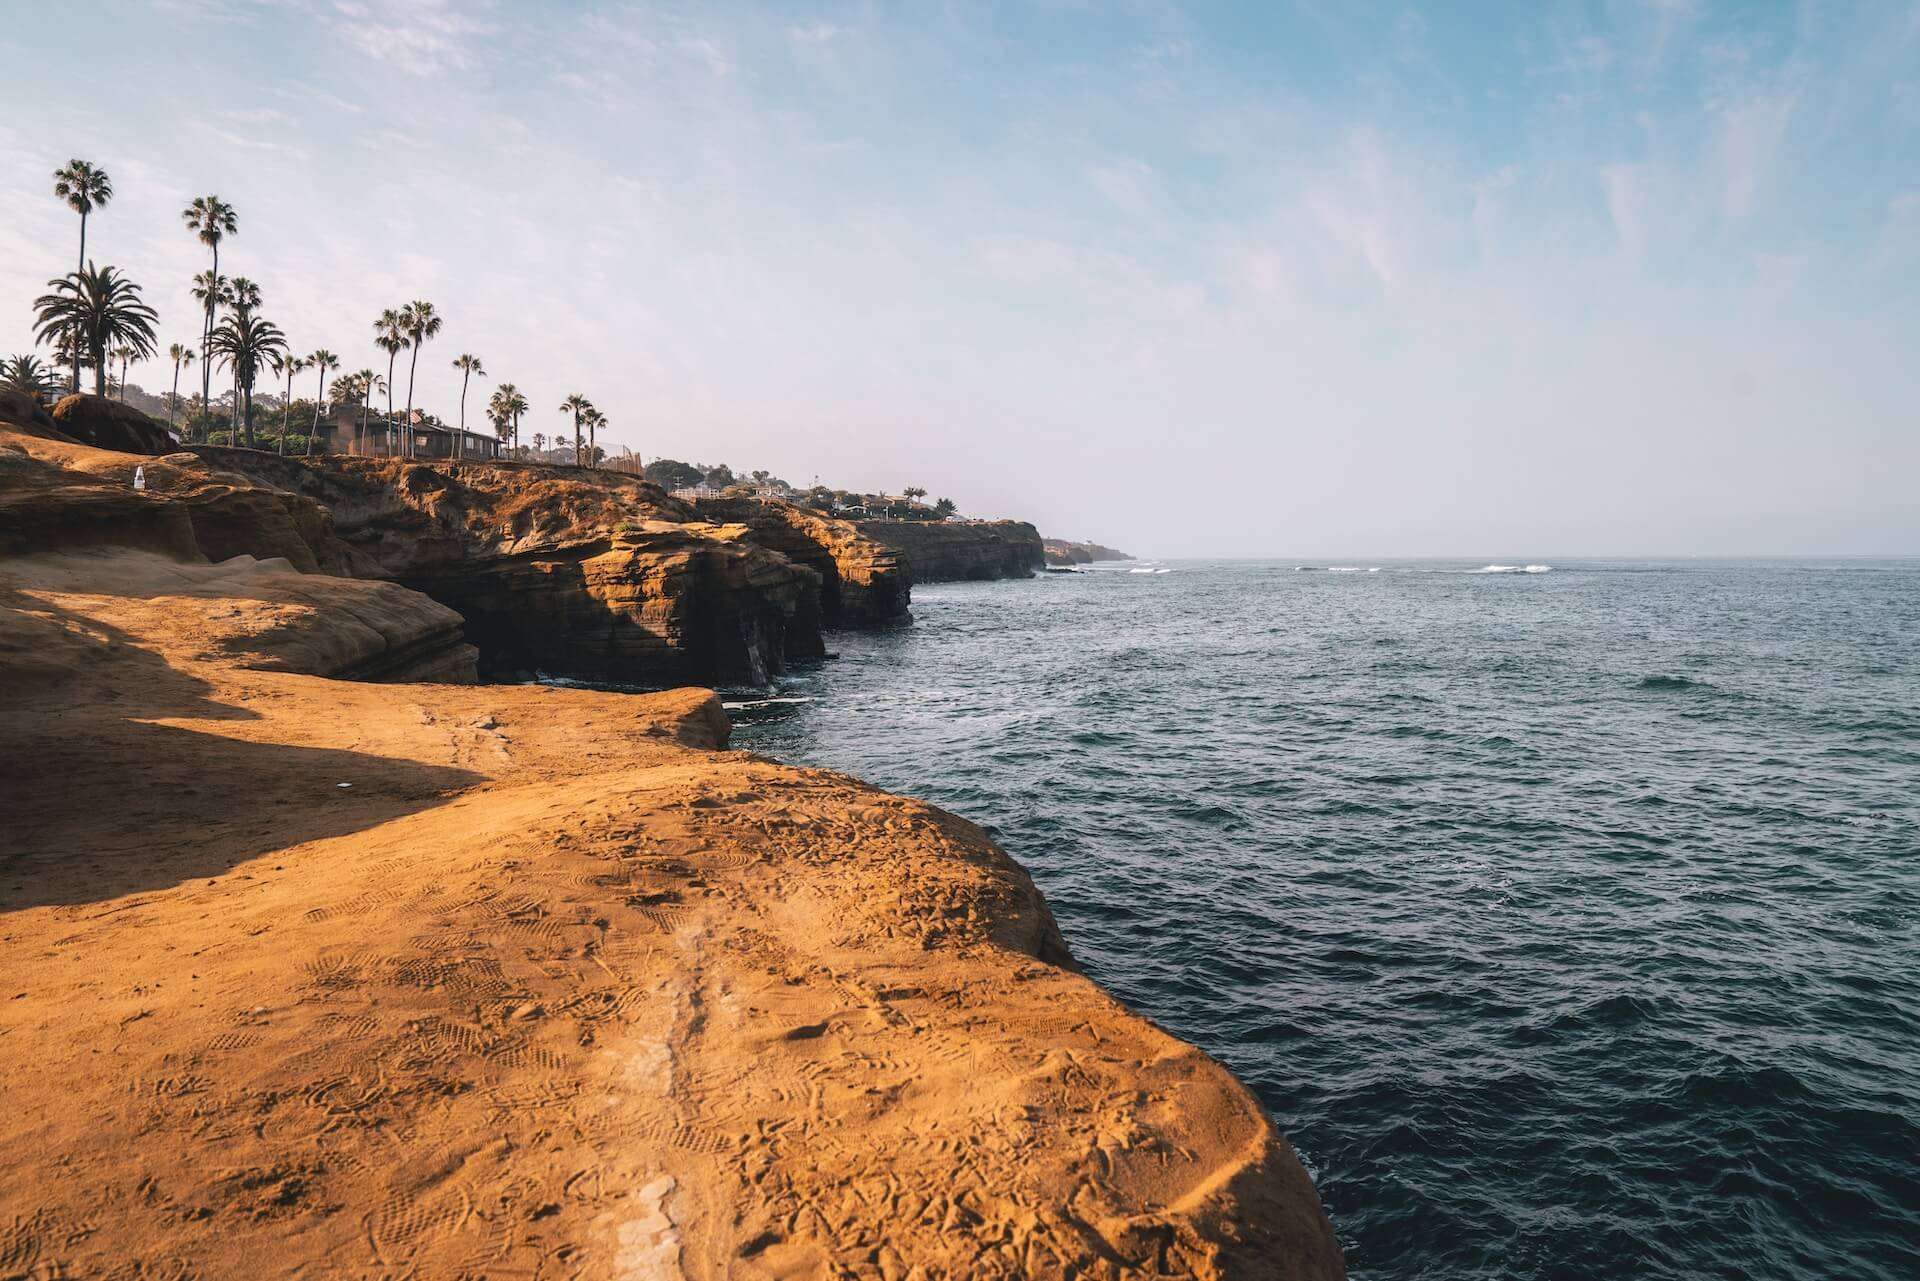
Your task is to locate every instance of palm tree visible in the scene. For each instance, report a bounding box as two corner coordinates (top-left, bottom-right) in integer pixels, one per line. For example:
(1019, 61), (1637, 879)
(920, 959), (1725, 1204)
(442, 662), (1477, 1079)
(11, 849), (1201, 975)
(490, 383), (529, 454)
(352, 369), (382, 455)
(277, 354), (307, 454)
(306, 349), (339, 455)
(531, 431), (546, 455)
(181, 196), (237, 416)
(398, 301), (442, 460)
(2, 354), (55, 398)
(207, 309), (287, 449)
(110, 344), (135, 400)
(583, 406), (607, 467)
(52, 161), (113, 395)
(558, 393), (592, 466)
(374, 309), (408, 456)
(166, 343), (194, 432)
(32, 264), (159, 398)
(222, 277), (263, 441)
(451, 353), (484, 456)
(226, 276), (262, 316)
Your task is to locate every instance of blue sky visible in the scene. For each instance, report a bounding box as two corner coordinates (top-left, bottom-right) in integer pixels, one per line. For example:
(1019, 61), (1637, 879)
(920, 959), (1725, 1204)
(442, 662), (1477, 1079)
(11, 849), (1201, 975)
(4, 1), (1917, 554)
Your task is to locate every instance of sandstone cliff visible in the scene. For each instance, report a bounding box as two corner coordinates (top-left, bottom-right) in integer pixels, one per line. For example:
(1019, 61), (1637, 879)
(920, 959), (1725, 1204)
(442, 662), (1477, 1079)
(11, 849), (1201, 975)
(690, 495), (910, 625)
(856, 518), (1046, 582)
(176, 449), (826, 686)
(0, 535), (1345, 1279)
(1044, 537), (1133, 566)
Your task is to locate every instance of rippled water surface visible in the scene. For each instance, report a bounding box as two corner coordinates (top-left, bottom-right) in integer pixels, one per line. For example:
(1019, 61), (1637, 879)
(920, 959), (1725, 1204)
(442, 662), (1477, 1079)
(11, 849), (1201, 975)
(726, 559), (1920, 1280)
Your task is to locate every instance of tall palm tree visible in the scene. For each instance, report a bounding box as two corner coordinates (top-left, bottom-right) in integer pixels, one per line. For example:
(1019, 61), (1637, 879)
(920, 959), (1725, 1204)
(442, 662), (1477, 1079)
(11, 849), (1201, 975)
(277, 354), (307, 454)
(451, 353), (484, 456)
(52, 161), (113, 395)
(531, 431), (546, 454)
(207, 309), (287, 449)
(399, 301), (441, 460)
(558, 393), (592, 466)
(306, 349), (339, 455)
(374, 309), (408, 456)
(352, 369), (382, 455)
(490, 383), (529, 455)
(166, 343), (194, 433)
(226, 276), (262, 316)
(2, 354), (56, 398)
(223, 277), (262, 442)
(181, 196), (237, 416)
(188, 270), (228, 435)
(32, 264), (159, 398)
(583, 406), (607, 467)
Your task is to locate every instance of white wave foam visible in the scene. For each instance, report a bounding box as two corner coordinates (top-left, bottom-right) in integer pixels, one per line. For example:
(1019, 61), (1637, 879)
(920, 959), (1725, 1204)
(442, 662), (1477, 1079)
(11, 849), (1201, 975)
(721, 696), (815, 710)
(1128, 567), (1158, 574)
(1468, 564), (1553, 574)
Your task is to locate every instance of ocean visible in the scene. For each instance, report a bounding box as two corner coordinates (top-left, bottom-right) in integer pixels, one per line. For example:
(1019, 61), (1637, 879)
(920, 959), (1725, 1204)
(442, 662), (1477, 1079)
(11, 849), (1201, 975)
(726, 558), (1920, 1281)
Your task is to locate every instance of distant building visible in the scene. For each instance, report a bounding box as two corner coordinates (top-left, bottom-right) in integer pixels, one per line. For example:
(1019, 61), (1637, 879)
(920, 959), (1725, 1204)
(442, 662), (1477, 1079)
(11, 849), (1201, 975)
(672, 485), (724, 500)
(311, 406), (500, 459)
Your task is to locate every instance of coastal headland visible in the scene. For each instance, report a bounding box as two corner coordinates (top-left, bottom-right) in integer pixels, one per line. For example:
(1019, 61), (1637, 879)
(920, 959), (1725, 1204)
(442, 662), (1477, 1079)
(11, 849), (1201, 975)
(0, 396), (1342, 1277)
(1044, 538), (1134, 567)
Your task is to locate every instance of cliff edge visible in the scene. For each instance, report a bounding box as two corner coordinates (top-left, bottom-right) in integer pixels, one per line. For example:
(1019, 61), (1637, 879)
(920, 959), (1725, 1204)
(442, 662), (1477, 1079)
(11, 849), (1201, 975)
(856, 517), (1046, 583)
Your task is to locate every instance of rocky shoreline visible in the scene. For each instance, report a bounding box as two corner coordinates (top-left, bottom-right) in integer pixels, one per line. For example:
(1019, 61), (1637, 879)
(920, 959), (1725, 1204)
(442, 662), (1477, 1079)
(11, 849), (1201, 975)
(0, 397), (1341, 1277)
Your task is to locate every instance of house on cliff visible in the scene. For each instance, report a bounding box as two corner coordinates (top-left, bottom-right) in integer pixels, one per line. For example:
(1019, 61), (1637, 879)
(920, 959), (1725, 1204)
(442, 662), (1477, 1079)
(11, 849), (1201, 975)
(311, 405), (501, 460)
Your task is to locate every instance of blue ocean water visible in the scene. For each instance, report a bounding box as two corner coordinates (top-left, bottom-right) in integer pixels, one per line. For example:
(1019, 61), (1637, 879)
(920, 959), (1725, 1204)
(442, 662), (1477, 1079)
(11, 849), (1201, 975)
(727, 559), (1920, 1281)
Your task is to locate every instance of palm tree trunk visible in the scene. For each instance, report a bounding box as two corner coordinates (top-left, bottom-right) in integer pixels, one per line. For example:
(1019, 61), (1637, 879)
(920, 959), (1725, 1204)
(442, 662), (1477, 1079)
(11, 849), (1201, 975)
(202, 243), (218, 412)
(457, 368), (470, 458)
(385, 352), (398, 457)
(404, 345), (420, 460)
(280, 370), (294, 455)
(169, 360), (181, 432)
(71, 211), (87, 395)
(310, 366), (325, 456)
(91, 341), (107, 397)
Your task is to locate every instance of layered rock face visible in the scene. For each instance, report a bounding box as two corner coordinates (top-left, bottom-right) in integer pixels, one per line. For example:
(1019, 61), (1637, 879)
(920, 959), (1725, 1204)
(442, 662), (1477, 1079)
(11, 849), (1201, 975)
(180, 450), (824, 685)
(0, 428), (478, 683)
(856, 518), (1046, 582)
(690, 495), (911, 625)
(1044, 538), (1132, 565)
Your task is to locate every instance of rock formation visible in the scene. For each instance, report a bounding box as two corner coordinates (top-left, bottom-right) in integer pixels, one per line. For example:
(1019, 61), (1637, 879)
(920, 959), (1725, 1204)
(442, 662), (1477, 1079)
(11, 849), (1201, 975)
(1044, 537), (1133, 565)
(51, 393), (181, 455)
(856, 517), (1046, 582)
(690, 495), (911, 625)
(172, 449), (826, 686)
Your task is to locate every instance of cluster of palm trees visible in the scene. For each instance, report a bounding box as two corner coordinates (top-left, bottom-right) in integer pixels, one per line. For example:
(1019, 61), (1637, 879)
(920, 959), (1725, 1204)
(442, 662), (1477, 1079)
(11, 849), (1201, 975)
(4, 157), (628, 469)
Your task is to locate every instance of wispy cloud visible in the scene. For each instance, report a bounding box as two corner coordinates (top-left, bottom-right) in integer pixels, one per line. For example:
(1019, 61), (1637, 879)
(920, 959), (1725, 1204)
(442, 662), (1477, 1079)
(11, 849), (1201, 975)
(330, 0), (494, 74)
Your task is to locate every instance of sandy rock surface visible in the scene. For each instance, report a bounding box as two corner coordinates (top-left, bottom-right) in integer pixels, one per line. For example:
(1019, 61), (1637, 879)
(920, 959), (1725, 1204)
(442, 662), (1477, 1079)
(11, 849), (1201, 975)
(0, 422), (1342, 1279)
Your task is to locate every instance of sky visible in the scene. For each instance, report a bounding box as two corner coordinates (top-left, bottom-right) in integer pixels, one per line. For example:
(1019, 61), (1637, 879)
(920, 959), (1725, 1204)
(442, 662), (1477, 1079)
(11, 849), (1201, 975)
(3, 1), (1917, 556)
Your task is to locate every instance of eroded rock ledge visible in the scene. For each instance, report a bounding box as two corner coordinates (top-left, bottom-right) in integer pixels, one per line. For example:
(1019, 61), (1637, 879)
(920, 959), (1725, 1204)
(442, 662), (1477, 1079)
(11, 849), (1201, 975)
(690, 495), (911, 625)
(855, 517), (1047, 582)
